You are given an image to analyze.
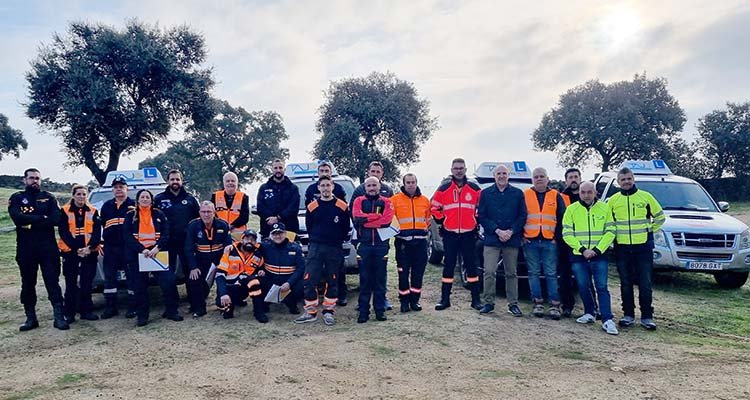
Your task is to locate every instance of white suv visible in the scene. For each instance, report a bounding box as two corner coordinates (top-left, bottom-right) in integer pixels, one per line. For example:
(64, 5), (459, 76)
(594, 160), (750, 288)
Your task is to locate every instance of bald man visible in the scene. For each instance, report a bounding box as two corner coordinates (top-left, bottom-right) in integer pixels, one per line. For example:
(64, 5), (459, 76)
(211, 172), (250, 239)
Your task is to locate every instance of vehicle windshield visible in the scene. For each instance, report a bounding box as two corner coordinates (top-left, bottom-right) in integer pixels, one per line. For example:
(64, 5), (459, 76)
(633, 181), (718, 212)
(294, 179), (356, 209)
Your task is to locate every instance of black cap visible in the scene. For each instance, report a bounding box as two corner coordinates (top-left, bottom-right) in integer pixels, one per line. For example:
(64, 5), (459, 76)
(270, 222), (286, 234)
(112, 177), (128, 186)
(241, 229), (258, 239)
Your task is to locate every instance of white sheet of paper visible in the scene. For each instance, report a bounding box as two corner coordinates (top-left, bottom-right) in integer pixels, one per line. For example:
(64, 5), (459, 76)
(377, 226), (399, 241)
(205, 264), (217, 288)
(263, 284), (290, 304)
(138, 252), (170, 272)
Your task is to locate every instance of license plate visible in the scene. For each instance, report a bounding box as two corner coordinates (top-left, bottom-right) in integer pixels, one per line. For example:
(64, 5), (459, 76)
(686, 261), (722, 270)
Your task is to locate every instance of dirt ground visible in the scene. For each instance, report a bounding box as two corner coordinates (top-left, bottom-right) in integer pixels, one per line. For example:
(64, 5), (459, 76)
(0, 212), (749, 400)
(1, 260), (750, 400)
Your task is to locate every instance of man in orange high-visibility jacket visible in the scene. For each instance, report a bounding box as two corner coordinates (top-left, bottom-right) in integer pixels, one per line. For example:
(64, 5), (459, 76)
(391, 173), (431, 313)
(211, 172), (249, 239)
(430, 158), (482, 311)
(215, 229), (267, 322)
(523, 167), (566, 320)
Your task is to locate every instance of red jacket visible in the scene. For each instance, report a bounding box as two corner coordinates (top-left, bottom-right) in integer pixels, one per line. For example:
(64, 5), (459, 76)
(430, 177), (481, 233)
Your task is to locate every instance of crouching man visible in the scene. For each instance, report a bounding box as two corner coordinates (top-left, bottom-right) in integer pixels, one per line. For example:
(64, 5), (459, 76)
(215, 229), (267, 323)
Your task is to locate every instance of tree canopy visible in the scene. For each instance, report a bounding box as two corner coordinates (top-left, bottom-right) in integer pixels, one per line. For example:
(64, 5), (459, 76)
(141, 99), (288, 199)
(313, 71), (438, 181)
(532, 74), (686, 172)
(695, 102), (750, 178)
(26, 20), (214, 185)
(0, 114), (27, 161)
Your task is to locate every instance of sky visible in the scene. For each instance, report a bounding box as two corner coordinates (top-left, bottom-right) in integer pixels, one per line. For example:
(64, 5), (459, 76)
(1, 0), (749, 195)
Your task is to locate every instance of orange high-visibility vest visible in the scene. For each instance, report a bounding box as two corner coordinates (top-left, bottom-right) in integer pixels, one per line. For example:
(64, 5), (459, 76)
(524, 189), (559, 240)
(561, 193), (572, 207)
(134, 207), (159, 248)
(214, 190), (247, 234)
(217, 243), (264, 280)
(391, 192), (431, 232)
(58, 203), (97, 253)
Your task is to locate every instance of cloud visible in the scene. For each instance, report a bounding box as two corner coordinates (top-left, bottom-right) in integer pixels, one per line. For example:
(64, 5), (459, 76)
(0, 0), (747, 191)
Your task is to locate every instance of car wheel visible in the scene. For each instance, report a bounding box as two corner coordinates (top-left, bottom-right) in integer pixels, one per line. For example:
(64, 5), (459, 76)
(714, 271), (749, 289)
(427, 239), (443, 265)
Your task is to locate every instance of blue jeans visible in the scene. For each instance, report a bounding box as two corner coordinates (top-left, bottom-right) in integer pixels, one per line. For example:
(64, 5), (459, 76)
(572, 258), (613, 321)
(523, 239), (559, 303)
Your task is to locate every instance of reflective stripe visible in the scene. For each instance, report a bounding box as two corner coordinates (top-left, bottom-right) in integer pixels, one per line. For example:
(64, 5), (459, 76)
(103, 288), (118, 294)
(614, 219), (649, 226)
(265, 264), (296, 274)
(409, 287), (422, 293)
(466, 276), (479, 283)
(441, 277), (454, 284)
(398, 289), (411, 295)
(397, 217), (428, 224)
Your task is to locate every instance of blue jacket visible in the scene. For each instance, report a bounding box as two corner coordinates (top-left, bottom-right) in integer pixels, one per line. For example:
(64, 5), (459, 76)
(260, 239), (305, 286)
(477, 184), (527, 248)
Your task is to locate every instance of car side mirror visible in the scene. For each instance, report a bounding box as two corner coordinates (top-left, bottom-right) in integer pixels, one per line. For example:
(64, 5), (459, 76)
(718, 201), (730, 212)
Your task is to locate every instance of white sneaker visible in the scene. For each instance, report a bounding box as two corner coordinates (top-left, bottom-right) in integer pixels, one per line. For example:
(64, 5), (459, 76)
(602, 319), (619, 335)
(576, 313), (595, 324)
(323, 313), (335, 326)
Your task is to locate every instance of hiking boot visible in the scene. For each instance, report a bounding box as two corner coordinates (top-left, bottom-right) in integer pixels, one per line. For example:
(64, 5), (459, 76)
(222, 307), (234, 319)
(52, 304), (70, 331)
(435, 301), (451, 311)
(375, 312), (387, 321)
(532, 304), (545, 318)
(323, 313), (336, 326)
(294, 313), (318, 324)
(136, 318), (148, 327)
(549, 305), (561, 320)
(162, 312), (183, 322)
(602, 319), (619, 335)
(479, 304), (495, 314)
(562, 308), (573, 318)
(576, 313), (595, 324)
(79, 312), (99, 321)
(400, 302), (411, 313)
(507, 304), (523, 317)
(192, 309), (207, 319)
(357, 314), (368, 323)
(100, 308), (118, 320)
(19, 307), (38, 332)
(255, 313), (269, 324)
(619, 316), (635, 327)
(125, 310), (137, 319)
(640, 318), (657, 330)
(410, 300), (422, 312)
(336, 298), (348, 307)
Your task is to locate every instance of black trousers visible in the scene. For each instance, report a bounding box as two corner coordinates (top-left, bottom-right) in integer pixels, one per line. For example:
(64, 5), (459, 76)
(62, 253), (97, 315)
(17, 243), (63, 308)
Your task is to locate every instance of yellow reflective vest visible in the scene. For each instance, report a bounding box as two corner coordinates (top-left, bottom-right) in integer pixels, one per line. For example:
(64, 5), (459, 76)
(607, 187), (665, 245)
(562, 199), (615, 255)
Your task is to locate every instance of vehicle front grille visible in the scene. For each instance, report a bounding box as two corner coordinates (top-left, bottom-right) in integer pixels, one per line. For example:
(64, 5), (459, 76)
(676, 251), (732, 261)
(671, 232), (736, 248)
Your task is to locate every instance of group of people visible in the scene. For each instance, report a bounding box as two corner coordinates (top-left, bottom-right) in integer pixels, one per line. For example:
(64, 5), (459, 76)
(9, 157), (664, 335)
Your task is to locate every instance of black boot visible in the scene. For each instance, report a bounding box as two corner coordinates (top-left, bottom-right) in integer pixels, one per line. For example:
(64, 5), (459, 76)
(435, 283), (452, 310)
(400, 301), (411, 313)
(19, 306), (39, 332)
(410, 292), (422, 312)
(223, 305), (235, 319)
(470, 283), (482, 310)
(52, 303), (70, 330)
(101, 297), (118, 319)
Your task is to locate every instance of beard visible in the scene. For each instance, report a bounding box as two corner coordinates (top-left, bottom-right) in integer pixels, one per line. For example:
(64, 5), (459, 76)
(170, 183), (181, 191)
(568, 182), (579, 191)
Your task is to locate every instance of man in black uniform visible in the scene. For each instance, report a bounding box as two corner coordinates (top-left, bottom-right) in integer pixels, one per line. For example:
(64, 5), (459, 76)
(184, 201), (233, 318)
(256, 159), (300, 238)
(8, 168), (69, 331)
(304, 161), (347, 205)
(100, 177), (136, 319)
(260, 223), (305, 315)
(154, 169), (200, 295)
